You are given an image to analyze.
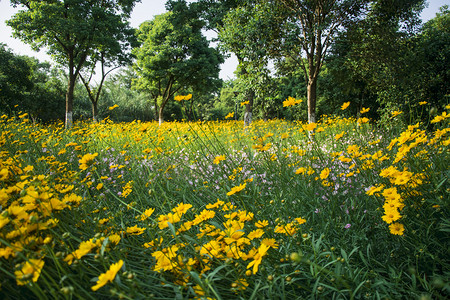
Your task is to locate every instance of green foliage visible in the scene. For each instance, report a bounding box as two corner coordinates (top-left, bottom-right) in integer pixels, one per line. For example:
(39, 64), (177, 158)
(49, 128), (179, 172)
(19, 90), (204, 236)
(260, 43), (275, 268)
(0, 44), (65, 122)
(133, 1), (223, 124)
(0, 44), (33, 112)
(0, 112), (449, 298)
(7, 0), (140, 127)
(324, 0), (441, 123)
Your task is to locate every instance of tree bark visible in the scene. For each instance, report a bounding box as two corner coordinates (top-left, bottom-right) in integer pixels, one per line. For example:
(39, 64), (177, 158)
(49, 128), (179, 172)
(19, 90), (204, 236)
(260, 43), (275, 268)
(307, 77), (317, 123)
(153, 97), (159, 121)
(92, 101), (99, 123)
(158, 106), (164, 125)
(244, 90), (254, 127)
(65, 73), (76, 129)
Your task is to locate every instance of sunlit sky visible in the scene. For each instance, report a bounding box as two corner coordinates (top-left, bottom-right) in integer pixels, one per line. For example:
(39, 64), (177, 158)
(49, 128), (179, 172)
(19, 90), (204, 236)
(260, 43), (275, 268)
(0, 0), (447, 81)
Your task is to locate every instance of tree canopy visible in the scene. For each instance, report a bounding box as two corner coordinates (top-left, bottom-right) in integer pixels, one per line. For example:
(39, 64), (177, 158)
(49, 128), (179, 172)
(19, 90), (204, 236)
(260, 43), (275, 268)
(132, 0), (223, 125)
(7, 0), (139, 128)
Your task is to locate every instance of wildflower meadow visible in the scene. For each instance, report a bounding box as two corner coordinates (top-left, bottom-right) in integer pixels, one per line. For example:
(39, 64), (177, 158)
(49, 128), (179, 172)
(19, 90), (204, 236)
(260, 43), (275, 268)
(0, 105), (449, 299)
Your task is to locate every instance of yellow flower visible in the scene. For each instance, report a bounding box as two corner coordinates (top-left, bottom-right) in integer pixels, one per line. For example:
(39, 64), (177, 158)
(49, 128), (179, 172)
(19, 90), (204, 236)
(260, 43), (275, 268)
(23, 165), (34, 173)
(78, 153), (98, 170)
(240, 101), (250, 106)
(389, 222), (405, 235)
(381, 209), (401, 224)
(247, 243), (269, 274)
(15, 258), (45, 285)
(0, 168), (9, 181)
(139, 208), (156, 221)
(225, 112), (234, 119)
(174, 95), (184, 101)
(419, 101), (427, 105)
(0, 215), (10, 229)
(393, 171), (413, 185)
(305, 122), (317, 131)
(383, 199), (405, 212)
(96, 183), (103, 190)
(232, 278), (249, 291)
(391, 111), (402, 117)
(360, 107), (370, 114)
(255, 220), (268, 228)
(261, 238), (279, 249)
(192, 209), (216, 225)
(295, 167), (306, 175)
(0, 247), (14, 259)
(431, 112), (448, 124)
(295, 217), (306, 224)
(334, 131), (345, 140)
(206, 199), (225, 209)
(319, 168), (330, 180)
(247, 229), (265, 240)
(227, 183), (247, 196)
(341, 102), (350, 110)
(213, 155), (226, 164)
(126, 225), (146, 235)
(283, 96), (302, 107)
(357, 117), (370, 124)
(172, 202), (192, 215)
(91, 260), (123, 291)
(108, 104), (119, 110)
(382, 187), (401, 202)
(108, 234), (121, 245)
(274, 223), (297, 235)
(365, 184), (384, 196)
(157, 212), (181, 229)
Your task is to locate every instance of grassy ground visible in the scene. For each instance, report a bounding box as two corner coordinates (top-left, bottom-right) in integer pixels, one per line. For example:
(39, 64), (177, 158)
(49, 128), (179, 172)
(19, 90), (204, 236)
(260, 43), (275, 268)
(0, 108), (449, 299)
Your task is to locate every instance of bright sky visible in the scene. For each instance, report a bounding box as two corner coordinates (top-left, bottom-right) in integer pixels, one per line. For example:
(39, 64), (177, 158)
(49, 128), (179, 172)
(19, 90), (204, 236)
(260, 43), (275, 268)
(0, 0), (447, 82)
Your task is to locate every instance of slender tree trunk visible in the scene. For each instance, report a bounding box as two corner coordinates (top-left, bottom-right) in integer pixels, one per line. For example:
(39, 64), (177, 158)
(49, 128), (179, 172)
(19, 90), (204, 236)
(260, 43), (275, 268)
(307, 77), (317, 123)
(152, 97), (159, 121)
(239, 59), (254, 128)
(158, 106), (164, 125)
(244, 90), (254, 127)
(158, 96), (169, 126)
(66, 74), (76, 129)
(92, 101), (99, 123)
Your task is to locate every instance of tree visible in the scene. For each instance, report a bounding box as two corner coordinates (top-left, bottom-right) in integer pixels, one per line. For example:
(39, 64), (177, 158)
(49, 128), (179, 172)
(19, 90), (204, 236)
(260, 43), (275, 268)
(25, 58), (66, 123)
(219, 2), (283, 126)
(0, 44), (65, 122)
(7, 0), (139, 128)
(275, 0), (365, 123)
(132, 1), (223, 125)
(0, 44), (33, 114)
(325, 0), (426, 120)
(79, 44), (136, 122)
(409, 6), (449, 111)
(78, 21), (138, 122)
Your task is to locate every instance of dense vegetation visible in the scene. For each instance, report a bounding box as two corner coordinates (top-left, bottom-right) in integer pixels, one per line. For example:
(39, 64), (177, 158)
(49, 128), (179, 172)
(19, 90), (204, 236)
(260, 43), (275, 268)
(1, 1), (448, 126)
(1, 108), (449, 299)
(0, 0), (449, 299)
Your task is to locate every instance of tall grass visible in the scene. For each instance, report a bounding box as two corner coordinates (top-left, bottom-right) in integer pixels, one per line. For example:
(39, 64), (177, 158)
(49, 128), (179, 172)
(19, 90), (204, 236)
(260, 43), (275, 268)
(0, 108), (449, 299)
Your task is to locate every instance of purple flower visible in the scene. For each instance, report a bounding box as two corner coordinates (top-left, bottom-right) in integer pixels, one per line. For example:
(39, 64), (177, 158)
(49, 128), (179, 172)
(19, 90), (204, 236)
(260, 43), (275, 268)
(345, 224), (351, 229)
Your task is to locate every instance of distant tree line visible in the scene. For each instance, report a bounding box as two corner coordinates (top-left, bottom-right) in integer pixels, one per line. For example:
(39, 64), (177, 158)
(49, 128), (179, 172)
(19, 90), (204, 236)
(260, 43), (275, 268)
(1, 0), (448, 126)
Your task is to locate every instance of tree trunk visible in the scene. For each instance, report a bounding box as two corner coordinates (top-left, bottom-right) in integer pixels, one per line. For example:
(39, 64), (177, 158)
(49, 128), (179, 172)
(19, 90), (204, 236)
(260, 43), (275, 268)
(65, 74), (76, 129)
(158, 106), (164, 125)
(236, 55), (254, 128)
(307, 77), (317, 123)
(244, 89), (254, 128)
(158, 96), (168, 126)
(92, 101), (99, 123)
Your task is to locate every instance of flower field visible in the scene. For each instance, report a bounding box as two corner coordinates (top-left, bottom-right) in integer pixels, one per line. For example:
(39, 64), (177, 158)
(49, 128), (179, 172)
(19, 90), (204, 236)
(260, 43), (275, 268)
(0, 110), (449, 299)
